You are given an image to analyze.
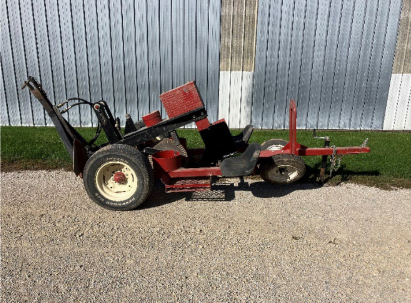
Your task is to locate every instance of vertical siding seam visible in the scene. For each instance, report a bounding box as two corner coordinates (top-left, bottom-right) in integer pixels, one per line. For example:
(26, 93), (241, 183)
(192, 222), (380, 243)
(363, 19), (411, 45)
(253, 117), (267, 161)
(158, 1), (162, 100)
(108, 0), (116, 116)
(393, 74), (404, 129)
(325, 0), (344, 129)
(371, 0), (392, 129)
(284, 0), (296, 128)
(0, 55), (11, 125)
(227, 0), (235, 123)
(404, 80), (411, 130)
(206, 0), (210, 115)
(31, 0), (46, 125)
(121, 0), (127, 115)
(401, 14), (411, 130)
(95, 0), (103, 105)
(304, 0), (320, 129)
(216, 1), (220, 118)
(43, 0), (56, 105)
(18, 0), (35, 125)
(239, 0), (247, 125)
(171, 0), (174, 89)
(315, 0), (332, 129)
(271, 0), (284, 128)
(358, 0), (380, 130)
(5, 0), (22, 125)
(349, 0), (368, 129)
(144, 0), (150, 113)
(56, 0), (69, 121)
(337, 0), (356, 128)
(183, 0), (186, 81)
(196, 0), (198, 81)
(82, 0), (93, 127)
(249, 0), (261, 123)
(194, 0), (197, 95)
(295, 0), (308, 114)
(69, 0), (81, 125)
(134, 0), (140, 119)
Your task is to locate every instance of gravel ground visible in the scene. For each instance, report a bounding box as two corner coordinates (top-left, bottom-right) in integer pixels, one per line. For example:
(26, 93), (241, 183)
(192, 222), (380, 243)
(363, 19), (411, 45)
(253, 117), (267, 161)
(1, 170), (410, 302)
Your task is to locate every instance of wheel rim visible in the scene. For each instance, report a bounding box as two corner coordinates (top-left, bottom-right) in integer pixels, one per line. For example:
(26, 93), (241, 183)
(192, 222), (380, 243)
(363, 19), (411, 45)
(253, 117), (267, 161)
(267, 164), (299, 183)
(95, 161), (138, 201)
(267, 144), (285, 151)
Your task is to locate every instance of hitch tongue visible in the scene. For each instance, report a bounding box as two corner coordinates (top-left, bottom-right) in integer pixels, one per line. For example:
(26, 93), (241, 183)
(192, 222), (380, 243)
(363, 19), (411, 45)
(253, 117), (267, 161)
(313, 129), (329, 141)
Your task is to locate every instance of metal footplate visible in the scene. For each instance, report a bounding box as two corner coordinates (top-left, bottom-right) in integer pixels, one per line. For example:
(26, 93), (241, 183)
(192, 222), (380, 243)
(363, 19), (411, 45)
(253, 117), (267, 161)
(165, 177), (211, 193)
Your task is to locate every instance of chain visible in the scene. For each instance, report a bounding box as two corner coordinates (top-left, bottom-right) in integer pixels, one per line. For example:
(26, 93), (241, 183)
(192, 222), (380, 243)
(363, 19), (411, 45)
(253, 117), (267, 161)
(329, 145), (343, 177)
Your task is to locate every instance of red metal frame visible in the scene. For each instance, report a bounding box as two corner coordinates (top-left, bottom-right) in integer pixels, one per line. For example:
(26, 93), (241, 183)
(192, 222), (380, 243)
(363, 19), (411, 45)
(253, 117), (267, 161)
(259, 99), (370, 158)
(154, 99), (370, 191)
(168, 167), (221, 178)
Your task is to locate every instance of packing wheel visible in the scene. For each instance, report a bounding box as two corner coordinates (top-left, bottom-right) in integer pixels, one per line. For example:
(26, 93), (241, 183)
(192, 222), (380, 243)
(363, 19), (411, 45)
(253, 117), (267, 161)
(261, 139), (288, 151)
(260, 153), (306, 184)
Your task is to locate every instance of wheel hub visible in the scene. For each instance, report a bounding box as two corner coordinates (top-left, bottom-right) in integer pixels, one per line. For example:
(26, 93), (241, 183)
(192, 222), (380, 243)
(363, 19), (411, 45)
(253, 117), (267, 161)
(95, 162), (138, 201)
(268, 165), (298, 182)
(113, 171), (126, 183)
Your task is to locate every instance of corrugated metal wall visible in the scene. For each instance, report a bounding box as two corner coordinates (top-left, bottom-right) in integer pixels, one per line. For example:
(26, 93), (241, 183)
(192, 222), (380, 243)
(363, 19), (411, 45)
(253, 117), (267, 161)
(0, 0), (405, 130)
(250, 0), (403, 130)
(0, 0), (221, 127)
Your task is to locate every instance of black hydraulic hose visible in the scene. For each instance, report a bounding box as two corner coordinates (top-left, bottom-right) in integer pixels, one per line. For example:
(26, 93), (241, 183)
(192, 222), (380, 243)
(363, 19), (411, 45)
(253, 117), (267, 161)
(58, 98), (103, 147)
(88, 122), (102, 147)
(66, 97), (94, 105)
(60, 102), (89, 114)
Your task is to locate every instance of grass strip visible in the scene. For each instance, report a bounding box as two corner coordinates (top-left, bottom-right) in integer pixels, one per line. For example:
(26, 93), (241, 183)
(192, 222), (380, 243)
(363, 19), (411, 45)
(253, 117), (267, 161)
(2, 126), (410, 189)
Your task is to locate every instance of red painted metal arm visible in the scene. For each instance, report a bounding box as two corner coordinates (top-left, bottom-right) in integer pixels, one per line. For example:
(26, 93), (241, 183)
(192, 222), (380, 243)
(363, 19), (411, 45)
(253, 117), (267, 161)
(259, 146), (370, 158)
(297, 146), (371, 156)
(168, 167), (222, 178)
(289, 100), (297, 155)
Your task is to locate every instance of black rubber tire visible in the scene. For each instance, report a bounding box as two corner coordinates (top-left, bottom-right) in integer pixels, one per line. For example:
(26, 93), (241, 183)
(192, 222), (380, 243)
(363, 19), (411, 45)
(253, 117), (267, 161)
(260, 153), (306, 184)
(261, 139), (288, 151)
(83, 144), (154, 211)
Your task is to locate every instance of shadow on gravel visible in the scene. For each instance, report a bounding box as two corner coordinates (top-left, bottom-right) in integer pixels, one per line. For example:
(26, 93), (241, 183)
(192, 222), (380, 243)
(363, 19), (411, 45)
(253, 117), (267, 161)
(207, 180), (319, 201)
(303, 163), (380, 183)
(139, 179), (320, 209)
(139, 162), (382, 210)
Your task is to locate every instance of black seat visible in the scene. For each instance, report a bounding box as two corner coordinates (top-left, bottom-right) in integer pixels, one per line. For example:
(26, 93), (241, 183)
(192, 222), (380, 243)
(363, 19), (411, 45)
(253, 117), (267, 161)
(232, 124), (254, 149)
(232, 124), (254, 147)
(220, 142), (261, 177)
(200, 121), (255, 165)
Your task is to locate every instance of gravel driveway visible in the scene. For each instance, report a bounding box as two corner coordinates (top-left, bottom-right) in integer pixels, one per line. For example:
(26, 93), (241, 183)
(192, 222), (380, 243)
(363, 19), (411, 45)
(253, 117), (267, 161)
(1, 170), (410, 302)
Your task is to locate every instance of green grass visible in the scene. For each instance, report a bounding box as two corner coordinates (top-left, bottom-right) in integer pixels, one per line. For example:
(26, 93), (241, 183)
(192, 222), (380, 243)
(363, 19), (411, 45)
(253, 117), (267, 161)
(2, 126), (410, 189)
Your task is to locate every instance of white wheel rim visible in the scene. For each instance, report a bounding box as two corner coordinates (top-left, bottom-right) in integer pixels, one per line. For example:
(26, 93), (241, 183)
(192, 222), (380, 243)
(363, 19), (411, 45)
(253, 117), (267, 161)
(267, 144), (285, 151)
(95, 161), (138, 201)
(268, 164), (299, 183)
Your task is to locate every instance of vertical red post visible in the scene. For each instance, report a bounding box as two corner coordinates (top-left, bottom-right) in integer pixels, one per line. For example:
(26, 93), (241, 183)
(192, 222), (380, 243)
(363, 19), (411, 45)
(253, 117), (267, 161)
(289, 100), (297, 155)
